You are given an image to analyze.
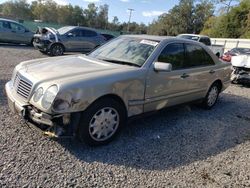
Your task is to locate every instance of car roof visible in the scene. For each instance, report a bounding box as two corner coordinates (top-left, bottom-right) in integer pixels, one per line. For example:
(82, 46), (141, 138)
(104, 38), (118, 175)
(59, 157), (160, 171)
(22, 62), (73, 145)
(62, 26), (98, 32)
(0, 18), (20, 24)
(178, 34), (209, 38)
(120, 34), (203, 44)
(121, 34), (174, 42)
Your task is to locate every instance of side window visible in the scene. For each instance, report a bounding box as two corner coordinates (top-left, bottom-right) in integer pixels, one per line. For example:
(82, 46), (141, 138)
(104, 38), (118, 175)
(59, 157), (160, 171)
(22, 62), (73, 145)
(10, 22), (25, 32)
(2, 21), (10, 29)
(0, 21), (3, 29)
(71, 29), (81, 37)
(82, 30), (97, 37)
(199, 37), (211, 46)
(185, 44), (215, 67)
(158, 43), (185, 70)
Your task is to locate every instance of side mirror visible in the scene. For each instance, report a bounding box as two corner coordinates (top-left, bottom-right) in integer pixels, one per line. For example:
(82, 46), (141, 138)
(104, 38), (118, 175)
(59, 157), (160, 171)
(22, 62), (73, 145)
(67, 33), (73, 37)
(154, 62), (172, 72)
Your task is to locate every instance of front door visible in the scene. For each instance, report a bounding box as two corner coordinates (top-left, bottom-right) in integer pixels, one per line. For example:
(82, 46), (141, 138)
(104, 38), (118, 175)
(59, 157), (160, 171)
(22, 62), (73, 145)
(144, 43), (191, 112)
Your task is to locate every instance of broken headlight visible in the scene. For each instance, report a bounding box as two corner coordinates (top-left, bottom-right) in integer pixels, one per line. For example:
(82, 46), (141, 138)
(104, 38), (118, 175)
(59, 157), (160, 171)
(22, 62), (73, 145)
(41, 85), (58, 109)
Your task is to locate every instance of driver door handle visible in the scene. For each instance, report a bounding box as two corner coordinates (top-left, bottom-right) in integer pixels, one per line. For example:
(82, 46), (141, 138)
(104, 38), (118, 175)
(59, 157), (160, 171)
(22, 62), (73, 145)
(209, 70), (215, 74)
(180, 73), (190, 79)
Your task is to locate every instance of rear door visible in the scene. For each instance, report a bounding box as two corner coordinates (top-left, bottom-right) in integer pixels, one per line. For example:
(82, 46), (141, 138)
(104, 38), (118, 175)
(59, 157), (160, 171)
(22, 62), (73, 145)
(64, 28), (83, 51)
(182, 43), (217, 99)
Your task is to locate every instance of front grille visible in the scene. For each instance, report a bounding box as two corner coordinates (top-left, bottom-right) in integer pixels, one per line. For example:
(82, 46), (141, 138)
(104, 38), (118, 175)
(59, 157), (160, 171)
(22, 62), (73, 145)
(13, 73), (33, 99)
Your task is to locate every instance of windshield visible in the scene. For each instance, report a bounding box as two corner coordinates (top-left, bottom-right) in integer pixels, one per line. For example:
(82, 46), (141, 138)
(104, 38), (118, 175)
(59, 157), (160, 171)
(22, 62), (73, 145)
(88, 37), (158, 67)
(57, 26), (74, 35)
(178, 35), (200, 41)
(236, 48), (250, 54)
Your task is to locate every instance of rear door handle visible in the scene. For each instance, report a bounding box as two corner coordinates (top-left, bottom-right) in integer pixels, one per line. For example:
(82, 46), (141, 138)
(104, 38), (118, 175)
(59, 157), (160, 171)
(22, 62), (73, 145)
(209, 70), (215, 74)
(180, 73), (189, 79)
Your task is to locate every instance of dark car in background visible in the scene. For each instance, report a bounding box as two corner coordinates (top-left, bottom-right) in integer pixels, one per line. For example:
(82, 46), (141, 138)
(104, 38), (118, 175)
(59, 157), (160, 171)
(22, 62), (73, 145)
(222, 47), (250, 62)
(33, 26), (106, 56)
(101, 33), (115, 41)
(0, 18), (34, 45)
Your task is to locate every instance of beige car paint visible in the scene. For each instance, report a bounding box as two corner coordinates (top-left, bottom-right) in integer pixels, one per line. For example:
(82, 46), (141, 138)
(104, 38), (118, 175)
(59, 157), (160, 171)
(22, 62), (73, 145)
(5, 36), (232, 125)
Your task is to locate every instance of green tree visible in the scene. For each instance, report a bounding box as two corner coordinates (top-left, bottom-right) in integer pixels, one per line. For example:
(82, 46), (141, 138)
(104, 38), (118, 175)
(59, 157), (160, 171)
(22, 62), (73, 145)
(96, 4), (108, 29)
(1, 0), (33, 20)
(84, 3), (98, 27)
(148, 0), (214, 35)
(201, 0), (250, 38)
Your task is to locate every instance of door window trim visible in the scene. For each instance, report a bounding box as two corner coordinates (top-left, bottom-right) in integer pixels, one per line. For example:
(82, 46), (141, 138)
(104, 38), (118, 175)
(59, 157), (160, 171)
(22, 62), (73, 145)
(155, 42), (216, 72)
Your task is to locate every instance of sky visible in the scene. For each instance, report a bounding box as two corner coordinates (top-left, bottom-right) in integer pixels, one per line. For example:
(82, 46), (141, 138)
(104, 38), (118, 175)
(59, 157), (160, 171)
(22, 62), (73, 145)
(0, 0), (180, 24)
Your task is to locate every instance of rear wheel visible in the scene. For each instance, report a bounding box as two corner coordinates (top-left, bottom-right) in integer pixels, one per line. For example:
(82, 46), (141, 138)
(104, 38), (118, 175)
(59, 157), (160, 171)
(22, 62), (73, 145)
(202, 83), (220, 109)
(78, 98), (126, 146)
(49, 44), (64, 56)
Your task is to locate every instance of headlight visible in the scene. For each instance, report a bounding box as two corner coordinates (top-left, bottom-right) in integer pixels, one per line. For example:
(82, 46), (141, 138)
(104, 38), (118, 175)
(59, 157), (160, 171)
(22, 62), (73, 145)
(41, 85), (58, 109)
(33, 87), (43, 102)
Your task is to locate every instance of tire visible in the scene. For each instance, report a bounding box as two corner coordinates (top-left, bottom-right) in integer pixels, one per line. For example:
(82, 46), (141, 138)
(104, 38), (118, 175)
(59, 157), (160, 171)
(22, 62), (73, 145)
(202, 83), (220, 109)
(78, 98), (126, 146)
(49, 43), (64, 56)
(29, 38), (34, 46)
(39, 50), (48, 55)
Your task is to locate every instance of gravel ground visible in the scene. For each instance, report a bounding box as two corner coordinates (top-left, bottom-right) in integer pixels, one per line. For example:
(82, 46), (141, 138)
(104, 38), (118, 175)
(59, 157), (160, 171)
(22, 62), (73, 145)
(0, 44), (250, 188)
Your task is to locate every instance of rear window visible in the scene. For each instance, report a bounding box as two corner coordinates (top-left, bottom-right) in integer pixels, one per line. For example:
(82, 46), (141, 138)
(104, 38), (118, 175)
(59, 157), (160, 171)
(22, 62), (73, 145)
(185, 44), (215, 68)
(199, 37), (211, 46)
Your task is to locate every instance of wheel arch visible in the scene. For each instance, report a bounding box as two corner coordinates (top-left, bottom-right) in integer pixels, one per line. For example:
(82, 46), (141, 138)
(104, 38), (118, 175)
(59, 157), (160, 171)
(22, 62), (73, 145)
(90, 94), (128, 117)
(211, 79), (223, 92)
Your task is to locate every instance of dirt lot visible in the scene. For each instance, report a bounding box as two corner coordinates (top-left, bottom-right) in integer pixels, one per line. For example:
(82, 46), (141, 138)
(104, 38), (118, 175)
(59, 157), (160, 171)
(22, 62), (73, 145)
(0, 45), (250, 187)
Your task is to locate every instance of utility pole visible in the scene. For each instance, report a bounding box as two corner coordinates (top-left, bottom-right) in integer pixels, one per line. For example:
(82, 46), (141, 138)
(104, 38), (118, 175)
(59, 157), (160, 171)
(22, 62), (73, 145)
(127, 8), (134, 33)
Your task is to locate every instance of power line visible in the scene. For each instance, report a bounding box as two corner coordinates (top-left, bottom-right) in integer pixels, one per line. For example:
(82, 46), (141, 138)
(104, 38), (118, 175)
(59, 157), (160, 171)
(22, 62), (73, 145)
(127, 8), (134, 33)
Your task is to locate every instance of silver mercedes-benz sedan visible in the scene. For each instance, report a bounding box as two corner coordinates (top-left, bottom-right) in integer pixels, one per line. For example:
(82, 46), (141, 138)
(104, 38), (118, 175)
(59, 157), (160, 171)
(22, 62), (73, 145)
(5, 35), (232, 145)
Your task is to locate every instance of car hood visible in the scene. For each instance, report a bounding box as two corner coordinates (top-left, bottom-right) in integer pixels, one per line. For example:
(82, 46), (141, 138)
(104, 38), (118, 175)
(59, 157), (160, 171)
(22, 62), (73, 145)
(19, 55), (128, 82)
(231, 55), (250, 68)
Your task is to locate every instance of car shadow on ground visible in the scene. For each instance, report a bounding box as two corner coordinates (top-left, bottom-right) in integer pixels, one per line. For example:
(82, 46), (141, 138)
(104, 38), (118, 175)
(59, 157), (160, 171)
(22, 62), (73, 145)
(58, 92), (250, 171)
(0, 43), (34, 49)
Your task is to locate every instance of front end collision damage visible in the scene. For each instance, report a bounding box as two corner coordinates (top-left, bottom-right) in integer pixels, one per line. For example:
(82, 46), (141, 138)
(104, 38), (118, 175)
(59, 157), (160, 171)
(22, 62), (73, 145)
(33, 27), (59, 52)
(231, 67), (250, 84)
(231, 55), (250, 84)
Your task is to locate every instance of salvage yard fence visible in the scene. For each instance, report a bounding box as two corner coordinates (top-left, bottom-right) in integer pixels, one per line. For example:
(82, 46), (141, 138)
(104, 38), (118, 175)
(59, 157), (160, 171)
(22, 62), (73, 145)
(211, 38), (250, 53)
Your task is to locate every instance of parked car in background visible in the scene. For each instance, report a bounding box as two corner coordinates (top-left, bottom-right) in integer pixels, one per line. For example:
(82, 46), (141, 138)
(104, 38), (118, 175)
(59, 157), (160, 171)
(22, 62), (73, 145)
(177, 34), (224, 57)
(5, 35), (231, 146)
(33, 26), (106, 56)
(0, 18), (34, 45)
(222, 48), (250, 62)
(101, 33), (115, 41)
(231, 55), (250, 84)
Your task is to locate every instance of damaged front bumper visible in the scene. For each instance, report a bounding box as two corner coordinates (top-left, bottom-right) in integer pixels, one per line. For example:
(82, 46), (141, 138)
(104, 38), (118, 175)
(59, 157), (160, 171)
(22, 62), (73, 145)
(231, 67), (250, 84)
(33, 38), (51, 52)
(5, 81), (80, 138)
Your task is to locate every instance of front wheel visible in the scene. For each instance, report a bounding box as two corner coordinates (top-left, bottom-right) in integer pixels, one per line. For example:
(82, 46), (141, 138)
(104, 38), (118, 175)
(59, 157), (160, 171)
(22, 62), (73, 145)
(78, 98), (126, 146)
(202, 83), (220, 109)
(49, 44), (64, 56)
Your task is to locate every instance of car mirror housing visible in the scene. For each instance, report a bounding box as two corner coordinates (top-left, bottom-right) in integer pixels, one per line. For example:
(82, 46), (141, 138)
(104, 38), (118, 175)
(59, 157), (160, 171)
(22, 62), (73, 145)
(67, 33), (73, 37)
(154, 62), (172, 72)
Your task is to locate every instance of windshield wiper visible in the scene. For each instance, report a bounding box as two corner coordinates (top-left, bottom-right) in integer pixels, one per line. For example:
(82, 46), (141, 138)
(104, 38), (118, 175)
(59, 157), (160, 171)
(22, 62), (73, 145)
(99, 58), (141, 67)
